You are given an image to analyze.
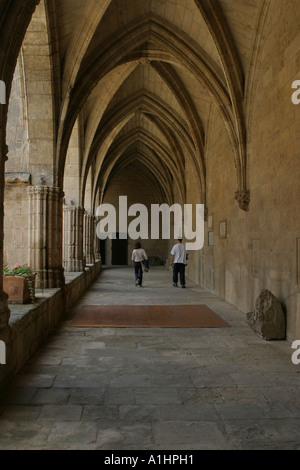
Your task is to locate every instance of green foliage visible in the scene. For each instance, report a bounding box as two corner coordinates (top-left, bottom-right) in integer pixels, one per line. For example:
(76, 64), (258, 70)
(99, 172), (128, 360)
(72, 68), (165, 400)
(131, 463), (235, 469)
(3, 264), (36, 277)
(3, 264), (37, 303)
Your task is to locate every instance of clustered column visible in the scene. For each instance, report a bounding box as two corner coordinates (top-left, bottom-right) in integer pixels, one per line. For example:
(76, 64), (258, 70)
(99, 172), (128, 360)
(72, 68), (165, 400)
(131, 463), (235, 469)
(28, 186), (65, 289)
(63, 205), (84, 272)
(0, 144), (10, 343)
(84, 213), (96, 265)
(94, 216), (101, 261)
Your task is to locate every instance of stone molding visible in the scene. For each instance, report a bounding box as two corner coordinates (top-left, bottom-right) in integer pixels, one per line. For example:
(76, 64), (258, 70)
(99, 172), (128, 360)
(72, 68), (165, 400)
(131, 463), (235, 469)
(235, 190), (250, 211)
(5, 172), (31, 185)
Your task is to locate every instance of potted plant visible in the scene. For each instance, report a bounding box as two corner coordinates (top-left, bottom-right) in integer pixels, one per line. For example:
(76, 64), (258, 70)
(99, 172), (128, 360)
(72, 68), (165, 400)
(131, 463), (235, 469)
(3, 264), (37, 304)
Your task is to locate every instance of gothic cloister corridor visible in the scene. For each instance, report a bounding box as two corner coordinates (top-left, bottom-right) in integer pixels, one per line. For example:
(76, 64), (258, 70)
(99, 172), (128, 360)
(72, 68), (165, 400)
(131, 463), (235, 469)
(0, 0), (300, 454)
(0, 267), (299, 450)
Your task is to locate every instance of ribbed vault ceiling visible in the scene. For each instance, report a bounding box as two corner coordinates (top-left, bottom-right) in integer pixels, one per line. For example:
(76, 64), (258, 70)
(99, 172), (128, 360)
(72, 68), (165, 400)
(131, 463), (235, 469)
(36, 0), (266, 209)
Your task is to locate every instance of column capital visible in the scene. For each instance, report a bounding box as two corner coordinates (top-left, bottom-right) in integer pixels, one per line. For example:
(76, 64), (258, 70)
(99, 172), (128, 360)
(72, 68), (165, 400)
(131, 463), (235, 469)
(235, 190), (250, 211)
(63, 205), (84, 214)
(28, 185), (64, 198)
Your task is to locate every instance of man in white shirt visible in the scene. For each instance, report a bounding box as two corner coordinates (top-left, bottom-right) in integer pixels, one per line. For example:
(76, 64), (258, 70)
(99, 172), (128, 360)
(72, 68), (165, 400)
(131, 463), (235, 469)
(170, 238), (187, 288)
(132, 241), (148, 287)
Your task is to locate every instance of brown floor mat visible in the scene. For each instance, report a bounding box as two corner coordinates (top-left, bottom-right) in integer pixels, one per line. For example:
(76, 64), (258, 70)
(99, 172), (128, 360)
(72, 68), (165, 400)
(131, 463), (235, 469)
(69, 304), (230, 328)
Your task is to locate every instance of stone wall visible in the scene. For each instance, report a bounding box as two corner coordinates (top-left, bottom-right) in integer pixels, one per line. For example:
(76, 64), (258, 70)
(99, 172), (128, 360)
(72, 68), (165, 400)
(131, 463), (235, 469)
(102, 170), (170, 266)
(0, 261), (102, 392)
(2, 0), (300, 343)
(188, 0), (300, 341)
(4, 182), (30, 268)
(247, 0), (300, 340)
(6, 61), (29, 173)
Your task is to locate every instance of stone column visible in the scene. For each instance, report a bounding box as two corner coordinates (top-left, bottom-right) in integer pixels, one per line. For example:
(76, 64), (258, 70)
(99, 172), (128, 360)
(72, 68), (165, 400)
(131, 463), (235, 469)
(63, 206), (84, 272)
(28, 186), (65, 289)
(0, 144), (11, 343)
(84, 213), (96, 265)
(94, 216), (101, 261)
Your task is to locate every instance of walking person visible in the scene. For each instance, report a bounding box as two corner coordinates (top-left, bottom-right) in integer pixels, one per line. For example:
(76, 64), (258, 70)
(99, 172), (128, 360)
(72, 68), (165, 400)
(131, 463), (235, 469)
(132, 241), (148, 287)
(170, 238), (187, 288)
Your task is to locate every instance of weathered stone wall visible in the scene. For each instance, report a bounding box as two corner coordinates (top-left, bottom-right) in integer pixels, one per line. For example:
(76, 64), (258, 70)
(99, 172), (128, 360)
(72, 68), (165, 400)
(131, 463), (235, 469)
(21, 0), (55, 187)
(190, 0), (300, 341)
(4, 183), (30, 269)
(197, 105), (241, 306)
(64, 119), (82, 207)
(184, 156), (203, 286)
(4, 58), (31, 270)
(246, 0), (300, 341)
(0, 261), (102, 393)
(102, 170), (170, 266)
(6, 61), (29, 173)
(2, 0), (300, 343)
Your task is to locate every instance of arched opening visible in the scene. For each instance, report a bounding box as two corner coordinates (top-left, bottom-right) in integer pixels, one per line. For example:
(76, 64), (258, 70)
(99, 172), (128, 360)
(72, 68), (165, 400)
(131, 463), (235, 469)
(1, 0), (300, 398)
(4, 0), (58, 289)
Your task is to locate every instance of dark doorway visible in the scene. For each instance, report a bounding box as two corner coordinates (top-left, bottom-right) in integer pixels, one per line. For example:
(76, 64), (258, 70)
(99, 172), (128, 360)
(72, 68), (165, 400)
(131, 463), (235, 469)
(112, 233), (128, 265)
(100, 240), (106, 265)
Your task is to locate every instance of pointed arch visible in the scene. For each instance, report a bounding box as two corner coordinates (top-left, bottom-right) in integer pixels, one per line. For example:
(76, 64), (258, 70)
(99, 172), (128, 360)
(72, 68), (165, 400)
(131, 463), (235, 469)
(56, 15), (244, 206)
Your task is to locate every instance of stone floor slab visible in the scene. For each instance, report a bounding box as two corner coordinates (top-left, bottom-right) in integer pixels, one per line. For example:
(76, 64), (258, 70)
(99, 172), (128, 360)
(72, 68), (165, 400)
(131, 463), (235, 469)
(0, 267), (298, 450)
(152, 420), (229, 449)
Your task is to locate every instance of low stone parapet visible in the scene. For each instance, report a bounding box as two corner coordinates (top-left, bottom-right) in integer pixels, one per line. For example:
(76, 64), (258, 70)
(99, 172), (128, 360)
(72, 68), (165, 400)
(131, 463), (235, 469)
(0, 260), (102, 392)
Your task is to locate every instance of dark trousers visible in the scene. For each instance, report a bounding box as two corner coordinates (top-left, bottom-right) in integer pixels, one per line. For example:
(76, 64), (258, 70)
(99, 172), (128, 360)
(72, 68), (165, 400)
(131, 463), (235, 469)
(173, 263), (186, 286)
(134, 261), (143, 285)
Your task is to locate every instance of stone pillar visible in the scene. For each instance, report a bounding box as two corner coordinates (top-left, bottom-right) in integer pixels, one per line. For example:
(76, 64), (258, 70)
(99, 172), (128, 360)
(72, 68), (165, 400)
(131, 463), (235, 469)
(94, 217), (101, 261)
(63, 206), (84, 272)
(28, 186), (65, 289)
(296, 294), (300, 341)
(84, 213), (96, 265)
(0, 144), (11, 343)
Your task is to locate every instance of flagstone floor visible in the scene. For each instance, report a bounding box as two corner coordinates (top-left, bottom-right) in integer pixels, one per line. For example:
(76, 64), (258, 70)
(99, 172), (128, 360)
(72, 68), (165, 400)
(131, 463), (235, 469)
(0, 266), (299, 450)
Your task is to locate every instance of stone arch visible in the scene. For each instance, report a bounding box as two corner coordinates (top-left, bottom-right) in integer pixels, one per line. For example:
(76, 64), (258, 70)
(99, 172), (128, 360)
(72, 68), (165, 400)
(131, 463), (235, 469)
(61, 0), (113, 97)
(4, 1), (64, 289)
(77, 63), (205, 220)
(101, 150), (170, 208)
(0, 0), (40, 349)
(245, 0), (273, 139)
(20, 0), (57, 186)
(94, 133), (178, 211)
(56, 16), (246, 208)
(82, 92), (197, 212)
(82, 89), (192, 187)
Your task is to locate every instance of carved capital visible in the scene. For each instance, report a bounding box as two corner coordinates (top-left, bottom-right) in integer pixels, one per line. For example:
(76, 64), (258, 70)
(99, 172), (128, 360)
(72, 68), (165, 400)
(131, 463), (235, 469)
(235, 190), (250, 211)
(28, 185), (64, 199)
